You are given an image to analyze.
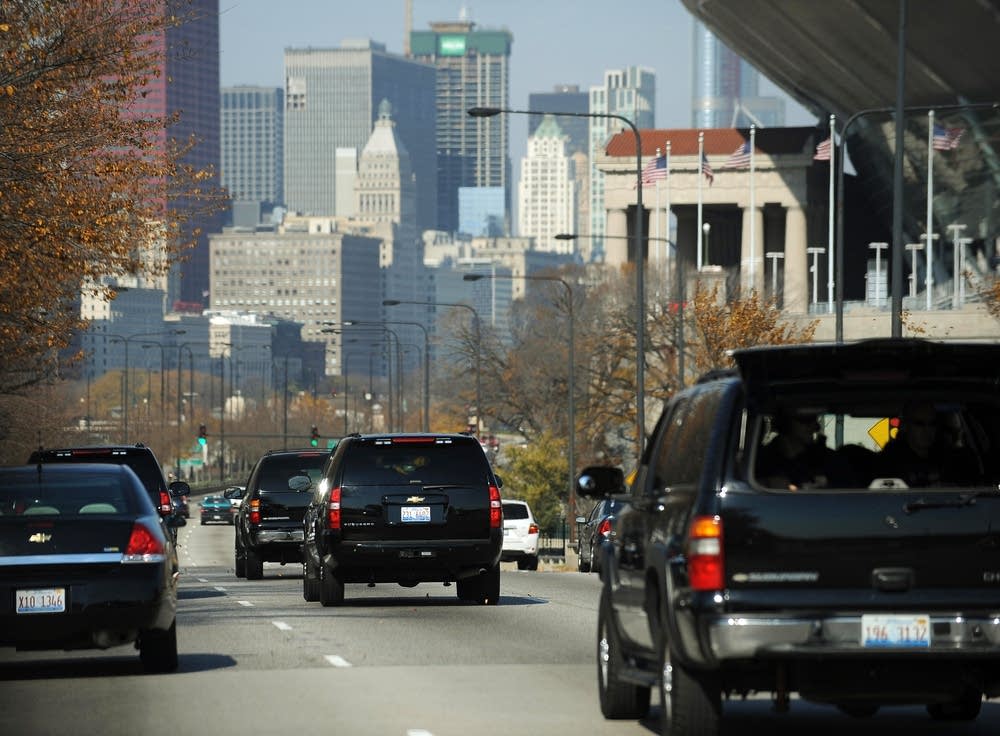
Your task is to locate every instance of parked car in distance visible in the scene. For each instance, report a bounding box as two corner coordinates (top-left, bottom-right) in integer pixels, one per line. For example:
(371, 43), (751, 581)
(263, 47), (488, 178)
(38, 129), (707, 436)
(200, 495), (234, 525)
(575, 496), (626, 574)
(302, 433), (503, 606)
(223, 485), (245, 509)
(0, 463), (180, 672)
(500, 499), (539, 570)
(234, 449), (330, 580)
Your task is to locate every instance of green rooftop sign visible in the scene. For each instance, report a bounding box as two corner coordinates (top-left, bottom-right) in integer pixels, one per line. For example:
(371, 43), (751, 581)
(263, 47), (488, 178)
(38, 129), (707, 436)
(439, 35), (466, 56)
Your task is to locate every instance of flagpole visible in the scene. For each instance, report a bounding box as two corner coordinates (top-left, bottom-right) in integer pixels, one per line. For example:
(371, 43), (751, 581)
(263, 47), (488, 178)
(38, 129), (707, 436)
(653, 147), (661, 270)
(697, 132), (704, 270)
(925, 110), (934, 310)
(665, 140), (672, 294)
(827, 114), (835, 313)
(749, 125), (756, 291)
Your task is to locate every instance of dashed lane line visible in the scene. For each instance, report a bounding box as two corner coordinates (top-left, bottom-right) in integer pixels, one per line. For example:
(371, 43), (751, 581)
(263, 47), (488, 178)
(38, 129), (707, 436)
(324, 654), (352, 668)
(272, 621), (293, 631)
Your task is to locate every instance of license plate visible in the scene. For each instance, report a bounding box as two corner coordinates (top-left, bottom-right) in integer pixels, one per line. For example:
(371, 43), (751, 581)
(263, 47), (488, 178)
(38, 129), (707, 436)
(401, 506), (431, 522)
(861, 614), (930, 648)
(16, 588), (66, 614)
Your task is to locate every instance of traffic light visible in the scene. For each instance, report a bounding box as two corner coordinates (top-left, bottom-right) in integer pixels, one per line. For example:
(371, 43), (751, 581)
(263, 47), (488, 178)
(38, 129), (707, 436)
(197, 424), (207, 446)
(310, 426), (320, 447)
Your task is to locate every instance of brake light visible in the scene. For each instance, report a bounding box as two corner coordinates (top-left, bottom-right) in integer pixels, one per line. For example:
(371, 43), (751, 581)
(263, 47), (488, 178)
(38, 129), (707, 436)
(687, 515), (724, 590)
(249, 498), (261, 524)
(597, 518), (612, 538)
(528, 522), (539, 535)
(158, 490), (172, 516)
(489, 485), (501, 528)
(327, 486), (341, 530)
(122, 522), (165, 563)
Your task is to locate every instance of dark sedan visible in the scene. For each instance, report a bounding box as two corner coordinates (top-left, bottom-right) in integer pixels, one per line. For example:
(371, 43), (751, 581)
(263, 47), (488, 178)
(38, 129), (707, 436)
(575, 497), (627, 574)
(200, 495), (234, 525)
(0, 463), (181, 672)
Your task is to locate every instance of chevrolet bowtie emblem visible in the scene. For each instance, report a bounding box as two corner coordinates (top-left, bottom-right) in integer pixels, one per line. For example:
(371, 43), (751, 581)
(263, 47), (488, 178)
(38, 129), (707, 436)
(29, 532), (53, 543)
(406, 496), (425, 504)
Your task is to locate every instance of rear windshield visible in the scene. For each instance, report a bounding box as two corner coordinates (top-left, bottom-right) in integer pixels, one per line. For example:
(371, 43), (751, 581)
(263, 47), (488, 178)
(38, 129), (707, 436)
(253, 453), (328, 495)
(341, 440), (491, 486)
(0, 468), (145, 517)
(30, 449), (166, 495)
(503, 503), (530, 520)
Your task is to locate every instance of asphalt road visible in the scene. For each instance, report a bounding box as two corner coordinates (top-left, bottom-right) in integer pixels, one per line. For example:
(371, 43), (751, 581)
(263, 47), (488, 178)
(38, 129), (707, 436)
(2, 519), (1000, 735)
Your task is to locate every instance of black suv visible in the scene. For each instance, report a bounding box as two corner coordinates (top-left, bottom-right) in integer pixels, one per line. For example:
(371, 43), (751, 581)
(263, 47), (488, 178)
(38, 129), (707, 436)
(234, 449), (330, 580)
(302, 433), (504, 606)
(28, 444), (188, 527)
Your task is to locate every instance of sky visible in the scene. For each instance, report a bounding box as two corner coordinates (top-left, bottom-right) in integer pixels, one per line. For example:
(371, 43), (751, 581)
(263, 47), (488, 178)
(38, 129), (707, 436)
(218, 0), (817, 164)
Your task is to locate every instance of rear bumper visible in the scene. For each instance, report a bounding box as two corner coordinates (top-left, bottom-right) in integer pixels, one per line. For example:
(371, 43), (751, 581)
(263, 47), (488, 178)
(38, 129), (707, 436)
(321, 536), (502, 583)
(707, 612), (1000, 661)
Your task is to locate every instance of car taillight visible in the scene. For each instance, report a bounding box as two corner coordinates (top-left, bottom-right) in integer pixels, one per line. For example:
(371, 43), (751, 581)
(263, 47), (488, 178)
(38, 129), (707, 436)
(687, 515), (724, 591)
(249, 498), (261, 524)
(597, 518), (612, 538)
(528, 522), (539, 535)
(327, 487), (341, 530)
(489, 485), (501, 528)
(122, 522), (166, 563)
(158, 490), (172, 515)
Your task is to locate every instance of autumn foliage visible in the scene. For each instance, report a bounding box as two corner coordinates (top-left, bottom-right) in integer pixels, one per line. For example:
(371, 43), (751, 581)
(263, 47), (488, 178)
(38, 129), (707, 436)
(0, 0), (221, 394)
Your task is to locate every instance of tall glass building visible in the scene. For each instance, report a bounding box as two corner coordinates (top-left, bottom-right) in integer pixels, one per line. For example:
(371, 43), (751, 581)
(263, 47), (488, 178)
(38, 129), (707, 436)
(283, 41), (437, 232)
(220, 86), (284, 215)
(410, 21), (513, 235)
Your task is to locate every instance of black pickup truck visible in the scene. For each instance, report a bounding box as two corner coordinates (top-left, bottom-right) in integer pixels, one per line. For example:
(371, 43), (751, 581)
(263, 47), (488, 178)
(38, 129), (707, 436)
(582, 338), (1000, 735)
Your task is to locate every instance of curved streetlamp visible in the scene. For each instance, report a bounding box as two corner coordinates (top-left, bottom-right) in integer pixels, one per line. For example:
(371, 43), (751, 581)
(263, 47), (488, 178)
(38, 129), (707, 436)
(469, 105), (646, 455)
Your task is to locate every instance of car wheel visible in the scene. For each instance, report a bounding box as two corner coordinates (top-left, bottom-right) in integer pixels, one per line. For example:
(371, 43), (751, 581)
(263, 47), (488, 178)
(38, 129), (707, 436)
(200, 518), (206, 525)
(245, 548), (264, 580)
(927, 691), (982, 721)
(578, 545), (591, 573)
(139, 619), (178, 674)
(234, 538), (247, 578)
(302, 557), (320, 602)
(658, 628), (721, 736)
(597, 586), (650, 719)
(319, 563), (344, 607)
(480, 563), (500, 604)
(837, 704), (880, 718)
(525, 554), (539, 571)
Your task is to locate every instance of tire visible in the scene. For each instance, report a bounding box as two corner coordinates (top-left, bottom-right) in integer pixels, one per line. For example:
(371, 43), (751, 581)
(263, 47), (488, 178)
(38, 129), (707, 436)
(597, 587), (650, 719)
(302, 558), (320, 602)
(658, 631), (721, 736)
(927, 691), (982, 721)
(525, 554), (539, 571)
(245, 547), (264, 580)
(578, 550), (591, 573)
(837, 704), (879, 718)
(456, 565), (500, 604)
(200, 519), (206, 525)
(319, 563), (344, 607)
(139, 620), (178, 673)
(234, 537), (246, 578)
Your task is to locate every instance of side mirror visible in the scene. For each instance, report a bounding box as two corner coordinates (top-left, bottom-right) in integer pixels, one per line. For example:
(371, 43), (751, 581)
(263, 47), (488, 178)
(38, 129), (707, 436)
(576, 465), (626, 499)
(169, 480), (191, 497)
(288, 474), (312, 492)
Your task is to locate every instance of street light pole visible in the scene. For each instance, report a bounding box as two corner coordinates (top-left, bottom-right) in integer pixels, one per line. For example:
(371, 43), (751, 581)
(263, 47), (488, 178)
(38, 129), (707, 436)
(468, 105), (646, 455)
(384, 299), (481, 436)
(463, 271), (578, 531)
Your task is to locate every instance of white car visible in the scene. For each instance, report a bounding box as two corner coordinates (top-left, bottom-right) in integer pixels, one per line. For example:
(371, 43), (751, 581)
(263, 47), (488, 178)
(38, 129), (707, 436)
(500, 499), (540, 570)
(223, 485), (245, 509)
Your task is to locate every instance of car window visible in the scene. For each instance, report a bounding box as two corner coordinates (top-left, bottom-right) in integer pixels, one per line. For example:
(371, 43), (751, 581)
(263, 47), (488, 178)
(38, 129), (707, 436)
(341, 443), (491, 486)
(0, 470), (142, 516)
(652, 387), (725, 491)
(253, 454), (327, 494)
(503, 503), (529, 520)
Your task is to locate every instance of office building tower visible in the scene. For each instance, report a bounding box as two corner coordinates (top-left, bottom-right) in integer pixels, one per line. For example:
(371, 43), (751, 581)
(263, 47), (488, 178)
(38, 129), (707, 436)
(528, 85), (589, 155)
(589, 66), (655, 262)
(518, 115), (576, 254)
(692, 21), (785, 129)
(283, 41), (436, 232)
(132, 0), (221, 308)
(410, 20), (513, 234)
(220, 86), (284, 219)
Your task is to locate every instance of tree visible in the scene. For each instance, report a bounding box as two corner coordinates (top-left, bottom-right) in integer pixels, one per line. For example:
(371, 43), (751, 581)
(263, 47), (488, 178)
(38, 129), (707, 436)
(979, 274), (1000, 323)
(0, 1), (223, 395)
(496, 433), (567, 533)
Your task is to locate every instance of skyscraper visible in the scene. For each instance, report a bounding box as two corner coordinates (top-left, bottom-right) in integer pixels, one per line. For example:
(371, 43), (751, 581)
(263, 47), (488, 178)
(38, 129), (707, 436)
(519, 115), (576, 254)
(589, 66), (655, 262)
(691, 21), (785, 129)
(527, 85), (589, 155)
(283, 41), (436, 232)
(410, 20), (513, 234)
(220, 86), (284, 214)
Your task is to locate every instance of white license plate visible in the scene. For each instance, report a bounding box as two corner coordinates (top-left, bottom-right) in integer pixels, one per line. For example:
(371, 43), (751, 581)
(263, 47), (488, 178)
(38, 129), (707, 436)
(861, 614), (930, 648)
(16, 588), (66, 614)
(401, 506), (431, 522)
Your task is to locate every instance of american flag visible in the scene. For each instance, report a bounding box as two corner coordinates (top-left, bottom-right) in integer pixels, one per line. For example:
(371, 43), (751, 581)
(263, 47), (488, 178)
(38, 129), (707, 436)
(932, 124), (963, 151)
(701, 153), (714, 185)
(640, 154), (667, 185)
(723, 141), (752, 168)
(814, 137), (832, 161)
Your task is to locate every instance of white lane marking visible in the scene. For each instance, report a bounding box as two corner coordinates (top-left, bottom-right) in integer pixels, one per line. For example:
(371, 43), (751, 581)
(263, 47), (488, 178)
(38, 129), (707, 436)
(272, 621), (293, 631)
(197, 577), (208, 583)
(324, 654), (352, 668)
(407, 731), (434, 736)
(214, 586), (227, 592)
(237, 600), (254, 607)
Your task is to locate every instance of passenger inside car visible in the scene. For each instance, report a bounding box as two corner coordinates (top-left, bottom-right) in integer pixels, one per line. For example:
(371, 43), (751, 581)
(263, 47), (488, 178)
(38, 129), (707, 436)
(879, 402), (984, 487)
(755, 410), (836, 491)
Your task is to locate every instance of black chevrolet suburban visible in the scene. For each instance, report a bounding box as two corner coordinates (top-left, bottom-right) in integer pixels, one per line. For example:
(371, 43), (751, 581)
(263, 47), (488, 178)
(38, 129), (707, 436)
(583, 338), (1000, 735)
(302, 433), (503, 606)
